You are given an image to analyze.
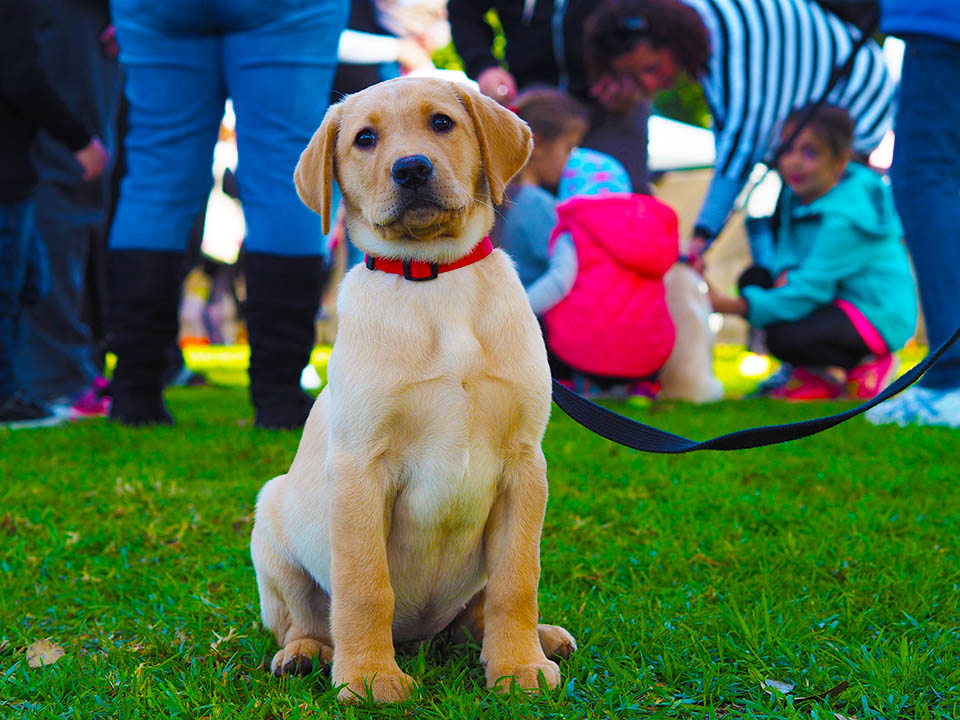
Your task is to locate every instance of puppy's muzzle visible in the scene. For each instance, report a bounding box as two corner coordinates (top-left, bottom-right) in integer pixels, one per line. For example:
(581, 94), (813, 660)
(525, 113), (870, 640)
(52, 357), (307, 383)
(392, 155), (433, 190)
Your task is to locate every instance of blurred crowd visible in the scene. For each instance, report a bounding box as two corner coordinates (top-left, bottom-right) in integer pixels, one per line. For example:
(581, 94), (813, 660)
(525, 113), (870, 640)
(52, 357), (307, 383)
(2, 0), (958, 431)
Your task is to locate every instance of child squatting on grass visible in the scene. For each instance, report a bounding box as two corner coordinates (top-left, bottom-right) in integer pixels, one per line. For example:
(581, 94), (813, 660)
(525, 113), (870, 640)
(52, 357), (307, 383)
(497, 87), (677, 400)
(493, 88), (586, 320)
(708, 104), (918, 401)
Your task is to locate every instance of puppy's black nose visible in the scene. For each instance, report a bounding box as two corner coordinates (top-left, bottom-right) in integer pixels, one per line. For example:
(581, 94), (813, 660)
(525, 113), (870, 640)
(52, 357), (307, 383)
(391, 155), (433, 189)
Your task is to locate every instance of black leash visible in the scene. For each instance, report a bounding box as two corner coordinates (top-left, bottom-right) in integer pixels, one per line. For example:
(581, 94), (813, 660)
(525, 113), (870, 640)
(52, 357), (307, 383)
(552, 4), (955, 453)
(552, 324), (960, 453)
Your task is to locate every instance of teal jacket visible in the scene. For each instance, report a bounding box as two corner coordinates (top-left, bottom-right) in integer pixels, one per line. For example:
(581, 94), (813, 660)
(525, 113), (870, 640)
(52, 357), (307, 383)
(743, 163), (917, 351)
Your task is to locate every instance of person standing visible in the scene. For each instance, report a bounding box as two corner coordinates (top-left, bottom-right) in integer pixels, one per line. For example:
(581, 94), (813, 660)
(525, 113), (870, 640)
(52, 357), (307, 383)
(448, 0), (652, 193)
(15, 0), (120, 418)
(0, 0), (109, 428)
(865, 2), (960, 427)
(106, 0), (348, 429)
(585, 0), (895, 264)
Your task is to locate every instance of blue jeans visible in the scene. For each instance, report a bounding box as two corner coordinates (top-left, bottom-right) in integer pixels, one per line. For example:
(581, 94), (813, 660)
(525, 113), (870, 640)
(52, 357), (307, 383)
(16, 0), (120, 401)
(109, 0), (348, 257)
(0, 201), (48, 402)
(890, 36), (960, 389)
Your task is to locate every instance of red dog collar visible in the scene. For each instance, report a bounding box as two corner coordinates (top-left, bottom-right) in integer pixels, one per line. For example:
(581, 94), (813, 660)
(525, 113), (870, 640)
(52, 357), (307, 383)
(364, 237), (493, 281)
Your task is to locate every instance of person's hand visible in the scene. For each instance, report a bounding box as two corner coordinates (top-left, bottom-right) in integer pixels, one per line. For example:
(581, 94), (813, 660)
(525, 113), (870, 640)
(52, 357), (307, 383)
(589, 72), (643, 112)
(396, 37), (433, 72)
(99, 25), (118, 59)
(707, 284), (748, 316)
(477, 66), (517, 105)
(684, 235), (708, 273)
(74, 137), (109, 180)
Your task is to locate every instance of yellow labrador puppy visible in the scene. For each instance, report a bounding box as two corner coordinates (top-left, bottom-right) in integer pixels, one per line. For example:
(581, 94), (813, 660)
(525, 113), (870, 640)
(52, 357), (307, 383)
(250, 77), (575, 704)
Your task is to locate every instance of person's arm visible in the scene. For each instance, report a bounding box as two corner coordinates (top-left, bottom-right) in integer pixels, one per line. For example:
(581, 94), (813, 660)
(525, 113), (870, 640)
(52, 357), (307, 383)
(0, 0), (108, 179)
(688, 0), (780, 245)
(338, 29), (433, 70)
(0, 0), (90, 152)
(740, 217), (861, 328)
(447, 0), (500, 81)
(526, 232), (577, 315)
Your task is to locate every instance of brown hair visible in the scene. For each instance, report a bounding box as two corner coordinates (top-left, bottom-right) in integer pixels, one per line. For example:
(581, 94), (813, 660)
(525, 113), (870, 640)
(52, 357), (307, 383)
(513, 87), (589, 141)
(585, 0), (710, 77)
(782, 104), (855, 158)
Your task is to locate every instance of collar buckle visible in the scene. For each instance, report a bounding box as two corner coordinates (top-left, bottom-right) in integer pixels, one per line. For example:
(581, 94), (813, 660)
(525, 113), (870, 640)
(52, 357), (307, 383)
(403, 259), (440, 281)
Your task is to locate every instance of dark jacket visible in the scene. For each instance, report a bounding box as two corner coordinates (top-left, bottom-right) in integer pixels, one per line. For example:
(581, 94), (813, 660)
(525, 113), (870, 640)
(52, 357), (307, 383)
(448, 0), (594, 100)
(0, 0), (92, 202)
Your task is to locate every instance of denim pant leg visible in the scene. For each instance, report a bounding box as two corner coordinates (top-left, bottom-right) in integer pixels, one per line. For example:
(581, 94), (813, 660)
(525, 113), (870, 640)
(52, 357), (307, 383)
(108, 9), (225, 251)
(222, 0), (347, 257)
(16, 216), (102, 401)
(16, 0), (120, 401)
(0, 201), (38, 402)
(890, 36), (960, 389)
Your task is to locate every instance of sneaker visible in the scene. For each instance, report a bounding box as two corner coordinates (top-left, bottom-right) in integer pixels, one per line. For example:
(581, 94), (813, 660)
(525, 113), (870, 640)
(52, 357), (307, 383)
(629, 379), (661, 400)
(865, 385), (960, 428)
(748, 363), (794, 397)
(767, 367), (842, 401)
(846, 354), (899, 400)
(69, 376), (111, 420)
(0, 393), (65, 430)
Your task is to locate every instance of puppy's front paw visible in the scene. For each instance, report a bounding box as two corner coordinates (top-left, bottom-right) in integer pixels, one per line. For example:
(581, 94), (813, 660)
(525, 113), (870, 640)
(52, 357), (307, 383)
(538, 624), (577, 660)
(486, 658), (560, 693)
(335, 667), (417, 704)
(271, 638), (333, 677)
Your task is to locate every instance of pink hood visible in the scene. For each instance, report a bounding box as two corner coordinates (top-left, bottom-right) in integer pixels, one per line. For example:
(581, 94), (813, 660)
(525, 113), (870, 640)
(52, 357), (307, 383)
(545, 193), (678, 378)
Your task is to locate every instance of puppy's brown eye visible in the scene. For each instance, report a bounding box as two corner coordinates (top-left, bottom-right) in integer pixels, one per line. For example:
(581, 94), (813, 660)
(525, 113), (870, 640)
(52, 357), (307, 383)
(431, 114), (454, 132)
(354, 129), (377, 148)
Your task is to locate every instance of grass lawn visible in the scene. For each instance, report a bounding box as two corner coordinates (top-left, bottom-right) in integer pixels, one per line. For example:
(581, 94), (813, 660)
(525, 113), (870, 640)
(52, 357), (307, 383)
(1, 345), (958, 719)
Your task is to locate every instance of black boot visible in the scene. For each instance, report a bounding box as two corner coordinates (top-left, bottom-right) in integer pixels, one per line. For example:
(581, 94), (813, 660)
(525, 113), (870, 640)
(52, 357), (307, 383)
(105, 249), (184, 426)
(244, 252), (327, 430)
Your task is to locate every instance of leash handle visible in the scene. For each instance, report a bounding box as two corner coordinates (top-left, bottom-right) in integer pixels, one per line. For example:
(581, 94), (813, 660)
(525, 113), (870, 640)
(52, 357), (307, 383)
(552, 323), (960, 454)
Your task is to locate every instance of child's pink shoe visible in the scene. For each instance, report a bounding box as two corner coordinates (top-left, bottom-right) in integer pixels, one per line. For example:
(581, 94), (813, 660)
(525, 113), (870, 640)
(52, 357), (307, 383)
(629, 379), (661, 400)
(768, 367), (842, 401)
(846, 354), (899, 400)
(70, 376), (111, 419)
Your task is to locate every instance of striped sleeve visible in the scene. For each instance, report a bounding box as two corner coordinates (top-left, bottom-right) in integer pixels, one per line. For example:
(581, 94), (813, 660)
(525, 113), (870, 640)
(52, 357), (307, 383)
(681, 0), (895, 239)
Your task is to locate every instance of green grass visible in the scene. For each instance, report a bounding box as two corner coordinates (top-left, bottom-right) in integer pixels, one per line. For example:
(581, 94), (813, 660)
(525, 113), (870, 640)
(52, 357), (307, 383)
(1, 347), (958, 719)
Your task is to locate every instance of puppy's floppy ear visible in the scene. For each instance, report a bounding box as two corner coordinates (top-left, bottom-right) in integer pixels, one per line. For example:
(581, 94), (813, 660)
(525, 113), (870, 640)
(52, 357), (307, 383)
(294, 102), (342, 235)
(454, 84), (533, 205)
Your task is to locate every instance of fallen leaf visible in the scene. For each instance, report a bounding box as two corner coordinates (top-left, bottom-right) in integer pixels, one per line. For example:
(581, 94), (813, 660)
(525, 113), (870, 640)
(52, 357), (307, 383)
(764, 678), (795, 695)
(1, 513), (14, 535)
(26, 639), (65, 668)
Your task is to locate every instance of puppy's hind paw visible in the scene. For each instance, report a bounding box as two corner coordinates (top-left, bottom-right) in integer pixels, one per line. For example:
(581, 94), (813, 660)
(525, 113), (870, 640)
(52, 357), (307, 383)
(538, 624), (577, 660)
(271, 638), (333, 677)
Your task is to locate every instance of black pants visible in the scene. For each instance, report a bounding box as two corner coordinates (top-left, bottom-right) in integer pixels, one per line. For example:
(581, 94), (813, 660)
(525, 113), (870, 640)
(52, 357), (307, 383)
(740, 266), (870, 370)
(538, 318), (657, 387)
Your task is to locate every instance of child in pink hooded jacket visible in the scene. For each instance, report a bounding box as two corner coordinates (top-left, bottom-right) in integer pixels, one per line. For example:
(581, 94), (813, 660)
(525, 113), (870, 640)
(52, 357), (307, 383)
(545, 185), (679, 398)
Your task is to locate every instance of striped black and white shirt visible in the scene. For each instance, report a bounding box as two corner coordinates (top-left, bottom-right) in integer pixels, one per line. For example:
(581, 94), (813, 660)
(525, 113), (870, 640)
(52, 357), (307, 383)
(679, 0), (896, 239)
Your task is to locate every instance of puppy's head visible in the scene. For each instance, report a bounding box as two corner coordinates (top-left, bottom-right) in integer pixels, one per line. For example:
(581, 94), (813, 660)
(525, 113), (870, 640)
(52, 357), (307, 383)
(295, 77), (533, 262)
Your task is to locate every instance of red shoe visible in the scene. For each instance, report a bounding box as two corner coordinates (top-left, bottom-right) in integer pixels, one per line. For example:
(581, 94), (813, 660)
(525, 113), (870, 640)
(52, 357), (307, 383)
(846, 354), (899, 400)
(767, 367), (842, 401)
